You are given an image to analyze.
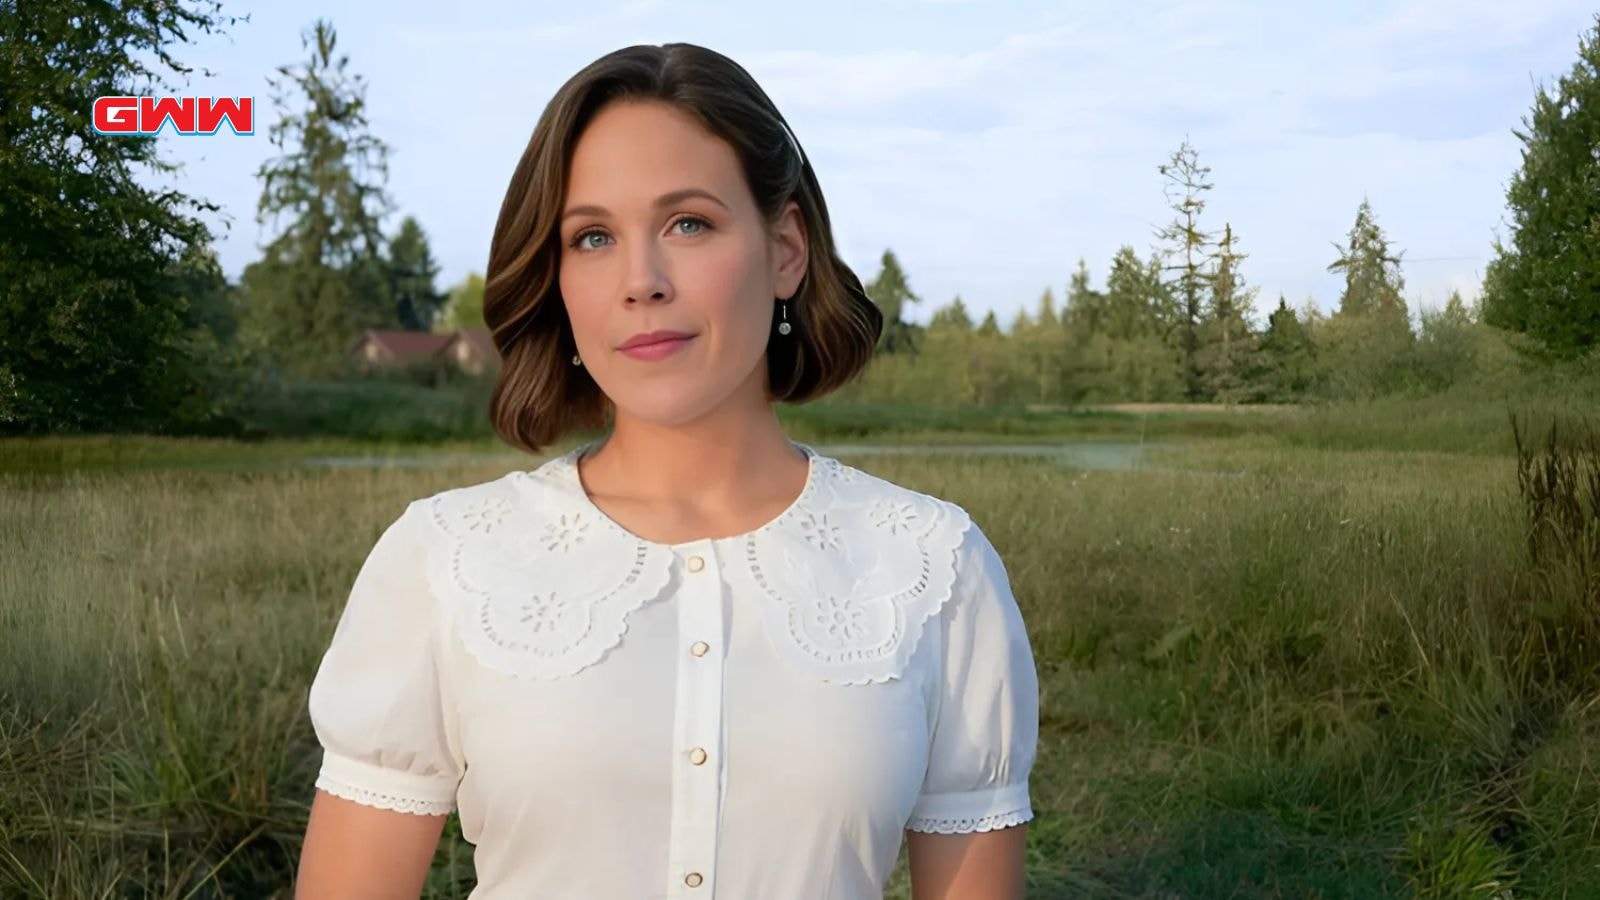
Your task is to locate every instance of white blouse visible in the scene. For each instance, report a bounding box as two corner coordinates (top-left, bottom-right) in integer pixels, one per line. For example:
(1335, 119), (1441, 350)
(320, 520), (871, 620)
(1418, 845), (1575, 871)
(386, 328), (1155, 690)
(307, 440), (1039, 899)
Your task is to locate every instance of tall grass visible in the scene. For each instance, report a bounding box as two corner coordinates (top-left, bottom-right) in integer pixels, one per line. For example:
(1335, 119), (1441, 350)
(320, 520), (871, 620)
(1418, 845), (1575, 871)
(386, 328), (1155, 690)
(3, 410), (1599, 897)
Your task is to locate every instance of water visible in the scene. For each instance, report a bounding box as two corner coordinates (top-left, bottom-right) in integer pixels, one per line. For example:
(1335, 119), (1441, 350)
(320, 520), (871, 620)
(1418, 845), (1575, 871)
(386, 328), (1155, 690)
(815, 442), (1153, 471)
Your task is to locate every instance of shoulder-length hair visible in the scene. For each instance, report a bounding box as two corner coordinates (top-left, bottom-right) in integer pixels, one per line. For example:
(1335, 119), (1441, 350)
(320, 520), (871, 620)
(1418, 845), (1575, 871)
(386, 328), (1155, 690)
(482, 42), (883, 455)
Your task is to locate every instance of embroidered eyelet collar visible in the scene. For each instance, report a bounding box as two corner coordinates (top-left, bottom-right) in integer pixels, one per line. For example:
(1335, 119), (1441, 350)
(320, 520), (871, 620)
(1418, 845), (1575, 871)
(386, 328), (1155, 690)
(420, 441), (972, 685)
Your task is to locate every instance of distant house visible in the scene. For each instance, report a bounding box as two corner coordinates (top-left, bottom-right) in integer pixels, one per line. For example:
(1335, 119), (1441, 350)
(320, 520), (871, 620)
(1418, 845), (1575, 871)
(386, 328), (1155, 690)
(350, 327), (497, 375)
(437, 326), (497, 376)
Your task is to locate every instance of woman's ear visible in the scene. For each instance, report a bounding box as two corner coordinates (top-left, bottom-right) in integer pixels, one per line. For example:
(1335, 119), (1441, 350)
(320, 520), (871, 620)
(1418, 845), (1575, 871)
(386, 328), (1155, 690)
(771, 200), (809, 301)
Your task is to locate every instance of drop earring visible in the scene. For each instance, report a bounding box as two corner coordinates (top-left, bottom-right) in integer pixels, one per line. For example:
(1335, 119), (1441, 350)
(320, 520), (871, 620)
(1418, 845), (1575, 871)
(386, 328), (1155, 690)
(777, 301), (792, 336)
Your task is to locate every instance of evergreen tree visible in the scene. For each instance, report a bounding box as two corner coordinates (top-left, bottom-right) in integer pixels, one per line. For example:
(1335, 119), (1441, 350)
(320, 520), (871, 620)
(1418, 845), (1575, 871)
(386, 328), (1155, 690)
(1035, 288), (1060, 329)
(976, 310), (1002, 338)
(921, 295), (977, 402)
(1414, 289), (1481, 391)
(1016, 295), (1065, 402)
(929, 295), (974, 332)
(1257, 295), (1314, 400)
(388, 216), (444, 331)
(1062, 258), (1107, 337)
(1328, 199), (1408, 327)
(1317, 203), (1417, 400)
(241, 19), (393, 375)
(1102, 246), (1170, 341)
(866, 249), (923, 354)
(1009, 307), (1034, 336)
(0, 0), (238, 432)
(1481, 14), (1600, 357)
(1155, 139), (1217, 399)
(1197, 223), (1260, 402)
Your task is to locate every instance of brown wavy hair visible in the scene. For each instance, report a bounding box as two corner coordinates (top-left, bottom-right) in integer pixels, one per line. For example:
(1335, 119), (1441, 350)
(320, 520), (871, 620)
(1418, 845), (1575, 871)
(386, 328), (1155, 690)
(483, 43), (883, 454)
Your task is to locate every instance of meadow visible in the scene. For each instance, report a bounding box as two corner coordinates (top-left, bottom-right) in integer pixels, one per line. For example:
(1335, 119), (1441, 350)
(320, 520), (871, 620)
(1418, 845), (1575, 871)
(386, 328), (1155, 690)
(2, 398), (1598, 899)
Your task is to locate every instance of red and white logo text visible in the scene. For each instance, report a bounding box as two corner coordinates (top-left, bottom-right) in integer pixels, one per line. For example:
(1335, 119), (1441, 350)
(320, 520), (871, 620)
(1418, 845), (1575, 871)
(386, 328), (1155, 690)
(92, 96), (254, 136)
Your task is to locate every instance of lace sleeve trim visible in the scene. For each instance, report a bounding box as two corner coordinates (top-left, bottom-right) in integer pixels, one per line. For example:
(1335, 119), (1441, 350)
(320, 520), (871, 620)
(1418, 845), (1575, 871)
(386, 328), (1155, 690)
(315, 773), (455, 817)
(905, 806), (1034, 834)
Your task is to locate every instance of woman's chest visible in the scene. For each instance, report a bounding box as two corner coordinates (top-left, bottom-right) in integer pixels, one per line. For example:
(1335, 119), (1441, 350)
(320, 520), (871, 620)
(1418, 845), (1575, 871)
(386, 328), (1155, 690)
(448, 589), (937, 815)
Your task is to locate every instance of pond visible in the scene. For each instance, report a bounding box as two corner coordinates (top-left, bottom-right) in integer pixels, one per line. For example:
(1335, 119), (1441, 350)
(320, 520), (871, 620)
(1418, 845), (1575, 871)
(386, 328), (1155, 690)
(816, 441), (1154, 471)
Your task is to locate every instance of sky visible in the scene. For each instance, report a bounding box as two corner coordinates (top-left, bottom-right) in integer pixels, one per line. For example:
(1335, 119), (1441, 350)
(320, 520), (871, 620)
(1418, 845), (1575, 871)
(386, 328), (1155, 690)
(149, 0), (1599, 327)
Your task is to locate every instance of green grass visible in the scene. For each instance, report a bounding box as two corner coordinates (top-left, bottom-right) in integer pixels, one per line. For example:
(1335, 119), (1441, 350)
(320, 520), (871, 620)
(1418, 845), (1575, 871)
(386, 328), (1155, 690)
(3, 398), (1598, 898)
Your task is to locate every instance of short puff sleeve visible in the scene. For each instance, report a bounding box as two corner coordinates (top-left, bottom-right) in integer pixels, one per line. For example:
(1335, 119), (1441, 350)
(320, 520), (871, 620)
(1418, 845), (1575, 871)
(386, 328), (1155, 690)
(307, 500), (464, 816)
(906, 521), (1039, 833)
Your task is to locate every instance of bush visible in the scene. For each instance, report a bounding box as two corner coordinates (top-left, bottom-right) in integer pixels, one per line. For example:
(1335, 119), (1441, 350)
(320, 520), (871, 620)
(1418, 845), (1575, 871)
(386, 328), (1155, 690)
(234, 375), (495, 442)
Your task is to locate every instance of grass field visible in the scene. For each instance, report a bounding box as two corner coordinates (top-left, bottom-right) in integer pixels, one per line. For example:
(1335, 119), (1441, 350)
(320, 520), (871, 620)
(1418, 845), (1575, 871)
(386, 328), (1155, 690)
(2, 400), (1598, 898)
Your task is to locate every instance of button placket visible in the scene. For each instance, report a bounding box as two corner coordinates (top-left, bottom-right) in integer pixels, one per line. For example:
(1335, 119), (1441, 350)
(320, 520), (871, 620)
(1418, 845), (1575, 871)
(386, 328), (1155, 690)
(664, 543), (724, 896)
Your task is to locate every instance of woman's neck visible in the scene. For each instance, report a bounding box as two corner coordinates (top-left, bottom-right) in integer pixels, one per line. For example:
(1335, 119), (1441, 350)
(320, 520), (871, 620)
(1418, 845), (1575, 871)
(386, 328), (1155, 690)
(574, 406), (810, 543)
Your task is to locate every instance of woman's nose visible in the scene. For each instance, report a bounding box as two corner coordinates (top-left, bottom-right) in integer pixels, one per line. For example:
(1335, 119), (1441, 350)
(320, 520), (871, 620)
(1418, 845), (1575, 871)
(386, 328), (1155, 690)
(622, 239), (672, 305)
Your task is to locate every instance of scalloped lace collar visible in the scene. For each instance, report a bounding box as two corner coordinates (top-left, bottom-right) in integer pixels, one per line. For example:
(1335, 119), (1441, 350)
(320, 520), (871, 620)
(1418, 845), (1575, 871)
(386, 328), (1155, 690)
(419, 440), (973, 684)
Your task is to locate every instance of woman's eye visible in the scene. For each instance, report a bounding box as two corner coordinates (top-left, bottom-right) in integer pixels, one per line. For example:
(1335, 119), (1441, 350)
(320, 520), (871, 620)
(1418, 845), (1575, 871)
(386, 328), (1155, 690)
(570, 218), (707, 251)
(572, 230), (610, 251)
(673, 217), (709, 236)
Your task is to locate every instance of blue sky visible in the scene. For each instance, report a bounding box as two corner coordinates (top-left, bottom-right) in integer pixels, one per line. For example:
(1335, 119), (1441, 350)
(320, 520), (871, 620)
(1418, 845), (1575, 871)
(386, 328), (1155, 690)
(152, 0), (1598, 326)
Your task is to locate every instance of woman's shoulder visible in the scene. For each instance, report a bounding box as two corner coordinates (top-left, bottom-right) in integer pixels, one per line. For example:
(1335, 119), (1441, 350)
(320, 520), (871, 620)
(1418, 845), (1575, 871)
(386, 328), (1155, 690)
(400, 448), (587, 542)
(813, 451), (978, 543)
(816, 453), (1011, 594)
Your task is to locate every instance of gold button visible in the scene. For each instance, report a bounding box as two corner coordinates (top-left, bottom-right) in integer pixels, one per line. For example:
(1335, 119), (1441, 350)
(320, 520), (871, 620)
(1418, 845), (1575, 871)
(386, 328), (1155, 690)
(690, 641), (709, 657)
(687, 555), (705, 572)
(684, 872), (704, 888)
(689, 747), (708, 765)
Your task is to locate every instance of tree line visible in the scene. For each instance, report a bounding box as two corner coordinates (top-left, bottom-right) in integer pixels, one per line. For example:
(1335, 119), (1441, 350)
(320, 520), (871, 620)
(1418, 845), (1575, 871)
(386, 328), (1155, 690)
(846, 189), (1477, 407)
(3, 3), (1598, 436)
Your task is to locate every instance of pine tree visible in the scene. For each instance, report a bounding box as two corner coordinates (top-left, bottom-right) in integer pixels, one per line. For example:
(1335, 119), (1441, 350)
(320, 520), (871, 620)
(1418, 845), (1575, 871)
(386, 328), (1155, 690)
(241, 19), (393, 375)
(1413, 288), (1482, 391)
(1036, 288), (1060, 329)
(1010, 307), (1034, 336)
(929, 295), (974, 332)
(922, 295), (978, 402)
(1197, 223), (1260, 403)
(866, 249), (924, 355)
(1062, 258), (1106, 338)
(976, 310), (1002, 338)
(1102, 246), (1170, 341)
(1481, 14), (1600, 357)
(1258, 295), (1313, 400)
(388, 217), (444, 331)
(1327, 199), (1408, 327)
(1319, 205), (1415, 399)
(1155, 139), (1217, 400)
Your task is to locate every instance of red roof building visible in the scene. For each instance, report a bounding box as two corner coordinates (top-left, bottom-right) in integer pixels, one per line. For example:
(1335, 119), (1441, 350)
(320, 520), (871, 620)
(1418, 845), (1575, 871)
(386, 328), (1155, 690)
(350, 328), (498, 375)
(436, 327), (496, 375)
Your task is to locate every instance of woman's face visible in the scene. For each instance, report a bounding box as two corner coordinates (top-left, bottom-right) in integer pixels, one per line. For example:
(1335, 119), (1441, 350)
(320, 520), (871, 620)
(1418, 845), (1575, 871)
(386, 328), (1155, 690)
(557, 100), (807, 429)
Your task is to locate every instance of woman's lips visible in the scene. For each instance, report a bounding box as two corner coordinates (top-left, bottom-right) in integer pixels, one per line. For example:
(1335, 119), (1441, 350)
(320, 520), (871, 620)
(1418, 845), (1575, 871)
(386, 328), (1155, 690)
(618, 335), (694, 361)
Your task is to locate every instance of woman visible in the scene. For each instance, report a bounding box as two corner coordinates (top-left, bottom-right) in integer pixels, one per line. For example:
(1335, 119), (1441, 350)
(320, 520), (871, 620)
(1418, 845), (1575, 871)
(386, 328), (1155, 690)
(295, 42), (1038, 900)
